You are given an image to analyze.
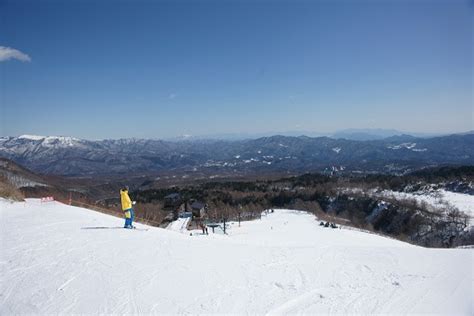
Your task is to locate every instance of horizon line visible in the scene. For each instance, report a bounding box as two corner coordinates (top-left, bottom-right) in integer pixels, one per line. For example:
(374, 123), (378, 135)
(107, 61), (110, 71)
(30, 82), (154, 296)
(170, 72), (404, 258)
(2, 129), (472, 142)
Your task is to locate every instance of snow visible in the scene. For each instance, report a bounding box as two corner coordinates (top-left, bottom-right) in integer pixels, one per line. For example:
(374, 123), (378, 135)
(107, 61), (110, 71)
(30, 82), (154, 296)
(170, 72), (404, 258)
(2, 173), (48, 188)
(42, 136), (81, 147)
(441, 190), (474, 219)
(244, 158), (259, 163)
(332, 147), (341, 153)
(17, 135), (80, 145)
(10, 135), (84, 151)
(380, 189), (474, 225)
(167, 217), (190, 232)
(388, 143), (417, 150)
(1, 199), (472, 315)
(18, 134), (46, 140)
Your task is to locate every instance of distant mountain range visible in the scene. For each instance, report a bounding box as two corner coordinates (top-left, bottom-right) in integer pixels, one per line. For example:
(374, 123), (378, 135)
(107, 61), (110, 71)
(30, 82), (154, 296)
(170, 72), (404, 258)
(0, 133), (473, 177)
(165, 128), (460, 141)
(329, 128), (446, 141)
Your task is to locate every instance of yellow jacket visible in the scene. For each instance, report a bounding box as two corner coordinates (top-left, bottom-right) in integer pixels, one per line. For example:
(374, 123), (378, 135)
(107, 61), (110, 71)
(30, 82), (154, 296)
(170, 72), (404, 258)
(120, 189), (132, 211)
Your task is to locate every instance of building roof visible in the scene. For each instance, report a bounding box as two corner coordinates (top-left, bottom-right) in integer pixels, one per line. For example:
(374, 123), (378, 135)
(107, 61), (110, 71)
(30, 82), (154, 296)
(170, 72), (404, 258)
(191, 201), (205, 210)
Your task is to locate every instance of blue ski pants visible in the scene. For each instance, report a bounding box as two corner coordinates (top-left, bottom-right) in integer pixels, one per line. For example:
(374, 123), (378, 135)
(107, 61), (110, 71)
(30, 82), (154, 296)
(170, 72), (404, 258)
(124, 208), (134, 228)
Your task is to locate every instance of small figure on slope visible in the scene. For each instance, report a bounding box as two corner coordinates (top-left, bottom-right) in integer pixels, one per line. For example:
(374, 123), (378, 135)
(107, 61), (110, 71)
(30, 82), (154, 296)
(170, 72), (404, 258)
(199, 221), (208, 235)
(120, 186), (135, 229)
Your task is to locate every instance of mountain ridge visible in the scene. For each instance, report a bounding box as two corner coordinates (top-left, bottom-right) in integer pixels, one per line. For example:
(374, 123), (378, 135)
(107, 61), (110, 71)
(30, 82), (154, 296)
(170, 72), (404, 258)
(0, 133), (472, 177)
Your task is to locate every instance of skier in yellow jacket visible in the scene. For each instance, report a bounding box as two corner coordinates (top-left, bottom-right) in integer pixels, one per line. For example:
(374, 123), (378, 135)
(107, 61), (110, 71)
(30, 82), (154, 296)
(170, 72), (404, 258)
(120, 186), (135, 229)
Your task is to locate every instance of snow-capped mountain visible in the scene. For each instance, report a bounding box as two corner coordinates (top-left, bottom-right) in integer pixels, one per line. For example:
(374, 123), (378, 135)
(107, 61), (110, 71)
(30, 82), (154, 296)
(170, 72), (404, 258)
(0, 135), (87, 157)
(0, 133), (472, 176)
(17, 135), (84, 146)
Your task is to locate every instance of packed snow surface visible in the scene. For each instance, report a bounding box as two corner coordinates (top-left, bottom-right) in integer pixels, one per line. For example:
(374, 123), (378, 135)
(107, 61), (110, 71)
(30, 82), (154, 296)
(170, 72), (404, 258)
(167, 217), (190, 232)
(1, 199), (472, 315)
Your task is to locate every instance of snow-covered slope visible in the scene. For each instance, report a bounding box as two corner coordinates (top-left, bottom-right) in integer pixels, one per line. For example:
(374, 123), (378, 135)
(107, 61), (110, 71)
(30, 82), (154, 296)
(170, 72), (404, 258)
(167, 217), (191, 232)
(379, 189), (474, 225)
(1, 199), (472, 315)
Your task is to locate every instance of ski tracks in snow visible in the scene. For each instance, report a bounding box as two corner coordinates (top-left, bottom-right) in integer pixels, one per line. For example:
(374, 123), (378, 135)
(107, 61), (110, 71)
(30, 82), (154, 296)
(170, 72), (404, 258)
(265, 247), (408, 315)
(1, 204), (472, 315)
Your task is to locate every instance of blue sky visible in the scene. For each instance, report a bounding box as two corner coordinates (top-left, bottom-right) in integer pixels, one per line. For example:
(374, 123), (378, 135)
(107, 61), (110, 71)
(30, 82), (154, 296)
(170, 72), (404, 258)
(1, 0), (472, 139)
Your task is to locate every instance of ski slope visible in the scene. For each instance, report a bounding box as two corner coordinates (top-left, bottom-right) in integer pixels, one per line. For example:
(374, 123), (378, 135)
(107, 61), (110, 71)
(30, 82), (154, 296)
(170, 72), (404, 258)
(0, 199), (472, 315)
(167, 216), (191, 232)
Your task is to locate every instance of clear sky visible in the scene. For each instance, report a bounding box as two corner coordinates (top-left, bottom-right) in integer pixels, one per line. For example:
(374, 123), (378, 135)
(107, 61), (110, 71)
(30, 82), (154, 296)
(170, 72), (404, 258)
(1, 0), (472, 139)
